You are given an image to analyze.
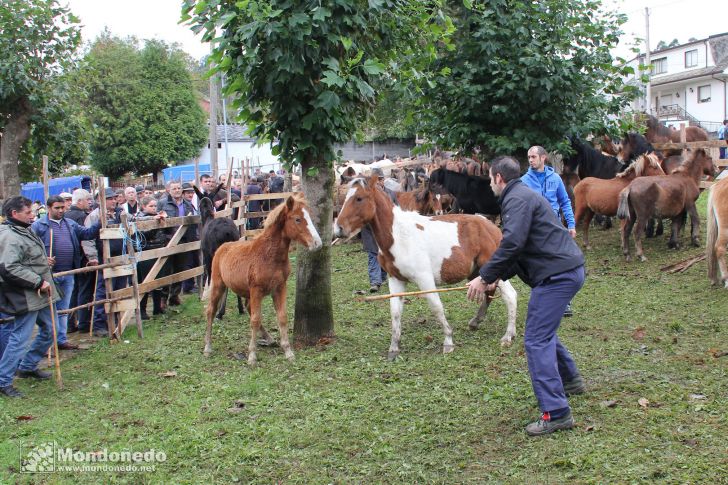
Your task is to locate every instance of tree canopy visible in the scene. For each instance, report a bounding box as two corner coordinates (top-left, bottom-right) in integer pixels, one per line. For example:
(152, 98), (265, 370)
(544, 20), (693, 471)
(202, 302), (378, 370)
(0, 0), (81, 198)
(416, 0), (639, 156)
(80, 35), (207, 179)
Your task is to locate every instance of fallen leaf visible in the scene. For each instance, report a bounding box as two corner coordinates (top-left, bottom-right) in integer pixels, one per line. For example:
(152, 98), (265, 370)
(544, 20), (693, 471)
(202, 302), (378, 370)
(638, 397), (649, 408)
(584, 425), (595, 432)
(632, 327), (646, 341)
(689, 394), (706, 400)
(682, 438), (698, 447)
(159, 370), (177, 378)
(227, 407), (243, 414)
(16, 415), (35, 421)
(424, 335), (434, 342)
(672, 336), (678, 344)
(230, 352), (247, 361)
(600, 400), (618, 408)
(233, 399), (245, 408)
(710, 349), (727, 358)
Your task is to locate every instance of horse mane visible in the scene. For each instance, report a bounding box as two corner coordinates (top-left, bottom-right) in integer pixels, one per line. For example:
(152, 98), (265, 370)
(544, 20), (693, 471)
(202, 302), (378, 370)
(671, 149), (707, 176)
(619, 153), (661, 178)
(264, 192), (306, 228)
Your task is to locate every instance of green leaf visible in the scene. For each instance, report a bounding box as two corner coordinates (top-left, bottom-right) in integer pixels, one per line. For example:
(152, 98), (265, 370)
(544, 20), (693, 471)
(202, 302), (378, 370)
(341, 37), (353, 51)
(312, 7), (332, 22)
(321, 71), (346, 88)
(362, 59), (386, 75)
(306, 166), (319, 177)
(312, 91), (340, 112)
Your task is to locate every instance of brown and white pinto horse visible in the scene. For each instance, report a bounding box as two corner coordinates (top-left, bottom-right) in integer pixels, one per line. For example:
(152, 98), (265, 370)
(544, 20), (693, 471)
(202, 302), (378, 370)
(334, 177), (518, 360)
(574, 153), (665, 249)
(617, 149), (715, 261)
(707, 176), (728, 288)
(204, 194), (322, 366)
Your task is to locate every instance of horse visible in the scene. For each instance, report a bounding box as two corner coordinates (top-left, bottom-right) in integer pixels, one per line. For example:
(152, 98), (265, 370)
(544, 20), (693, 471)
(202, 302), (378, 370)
(396, 183), (444, 215)
(574, 153), (665, 249)
(644, 114), (709, 144)
(199, 195), (244, 320)
(617, 149), (715, 261)
(333, 176), (518, 360)
(428, 168), (500, 216)
(616, 132), (654, 164)
(204, 194), (323, 366)
(597, 135), (621, 156)
(563, 136), (626, 180)
(707, 176), (728, 288)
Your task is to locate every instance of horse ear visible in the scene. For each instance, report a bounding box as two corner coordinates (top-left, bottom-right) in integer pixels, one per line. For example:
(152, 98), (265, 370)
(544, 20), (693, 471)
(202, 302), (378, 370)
(368, 175), (380, 188)
(192, 184), (204, 199)
(285, 195), (295, 210)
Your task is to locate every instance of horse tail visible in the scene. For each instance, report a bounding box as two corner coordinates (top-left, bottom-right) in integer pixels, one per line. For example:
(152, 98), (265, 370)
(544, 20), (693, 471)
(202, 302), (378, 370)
(616, 187), (631, 220)
(706, 187), (719, 284)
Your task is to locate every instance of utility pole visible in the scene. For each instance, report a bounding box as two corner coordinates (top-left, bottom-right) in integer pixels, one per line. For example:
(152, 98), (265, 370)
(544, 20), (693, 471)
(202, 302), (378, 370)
(644, 7), (652, 114)
(209, 70), (219, 182)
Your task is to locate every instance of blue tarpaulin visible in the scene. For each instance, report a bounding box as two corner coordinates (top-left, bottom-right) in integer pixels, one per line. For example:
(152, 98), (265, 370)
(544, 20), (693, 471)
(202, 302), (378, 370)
(162, 163), (212, 184)
(21, 176), (92, 203)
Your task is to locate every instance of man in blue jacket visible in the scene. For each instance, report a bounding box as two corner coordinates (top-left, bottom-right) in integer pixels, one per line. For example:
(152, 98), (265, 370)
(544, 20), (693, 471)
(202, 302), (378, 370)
(466, 156), (586, 436)
(521, 145), (577, 317)
(31, 196), (101, 348)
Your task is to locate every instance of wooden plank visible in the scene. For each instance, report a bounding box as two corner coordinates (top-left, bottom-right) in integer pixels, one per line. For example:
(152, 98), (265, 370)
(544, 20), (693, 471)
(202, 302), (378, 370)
(103, 264), (134, 279)
(100, 228), (124, 240)
(108, 215), (200, 231)
(245, 192), (298, 201)
(53, 262), (125, 278)
(111, 266), (204, 300)
(244, 229), (264, 238)
(652, 140), (727, 150)
(214, 207), (234, 218)
(717, 159), (728, 168)
(108, 240), (199, 265)
(700, 181), (714, 189)
(107, 298), (137, 313)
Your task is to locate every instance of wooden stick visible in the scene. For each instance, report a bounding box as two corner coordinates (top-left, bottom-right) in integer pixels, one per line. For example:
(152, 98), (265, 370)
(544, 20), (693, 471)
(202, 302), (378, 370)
(47, 229), (54, 367)
(89, 269), (99, 337)
(360, 286), (469, 302)
(47, 295), (63, 390)
(57, 296), (124, 315)
(52, 261), (125, 278)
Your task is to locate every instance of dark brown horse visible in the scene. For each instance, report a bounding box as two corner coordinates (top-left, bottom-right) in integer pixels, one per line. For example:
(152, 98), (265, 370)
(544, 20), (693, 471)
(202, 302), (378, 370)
(707, 176), (728, 288)
(616, 132), (654, 164)
(617, 149), (715, 261)
(204, 194), (322, 366)
(644, 114), (708, 144)
(396, 183), (444, 215)
(574, 153), (665, 249)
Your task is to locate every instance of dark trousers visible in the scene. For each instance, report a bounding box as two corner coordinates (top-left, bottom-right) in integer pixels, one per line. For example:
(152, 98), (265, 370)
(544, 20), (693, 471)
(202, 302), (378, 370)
(182, 251), (200, 292)
(163, 253), (188, 301)
(524, 265), (585, 413)
(93, 273), (129, 331)
(76, 270), (97, 331)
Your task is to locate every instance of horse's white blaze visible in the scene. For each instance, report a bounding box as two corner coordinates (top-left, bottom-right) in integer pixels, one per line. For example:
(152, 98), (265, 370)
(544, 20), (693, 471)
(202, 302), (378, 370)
(334, 183), (362, 237)
(302, 208), (322, 249)
(388, 206), (459, 285)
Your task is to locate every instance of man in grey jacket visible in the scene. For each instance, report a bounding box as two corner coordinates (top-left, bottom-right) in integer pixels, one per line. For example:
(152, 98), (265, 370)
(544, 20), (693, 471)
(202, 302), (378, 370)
(0, 196), (59, 398)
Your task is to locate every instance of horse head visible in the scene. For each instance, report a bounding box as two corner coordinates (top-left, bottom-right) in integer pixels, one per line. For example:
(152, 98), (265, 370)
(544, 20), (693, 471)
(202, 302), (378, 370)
(694, 149), (717, 179)
(333, 176), (383, 238)
(199, 196), (215, 226)
(265, 193), (322, 250)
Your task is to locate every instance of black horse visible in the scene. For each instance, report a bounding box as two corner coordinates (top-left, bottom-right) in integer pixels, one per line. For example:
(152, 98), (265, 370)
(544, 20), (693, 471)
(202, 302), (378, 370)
(564, 136), (626, 180)
(198, 189), (244, 320)
(428, 168), (500, 216)
(617, 132), (654, 163)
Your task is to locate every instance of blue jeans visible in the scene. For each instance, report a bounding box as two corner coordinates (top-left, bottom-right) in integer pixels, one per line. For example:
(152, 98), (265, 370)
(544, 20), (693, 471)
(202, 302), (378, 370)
(524, 266), (585, 413)
(0, 306), (54, 387)
(367, 251), (387, 286)
(53, 274), (75, 344)
(0, 313), (13, 359)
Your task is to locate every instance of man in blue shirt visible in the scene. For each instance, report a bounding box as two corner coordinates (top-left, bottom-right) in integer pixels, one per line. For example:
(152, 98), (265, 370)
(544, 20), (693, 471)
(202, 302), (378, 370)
(718, 120), (727, 161)
(521, 146), (577, 317)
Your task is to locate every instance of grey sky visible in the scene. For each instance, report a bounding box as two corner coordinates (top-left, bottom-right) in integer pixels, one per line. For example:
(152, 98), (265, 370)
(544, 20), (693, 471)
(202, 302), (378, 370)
(66, 0), (726, 62)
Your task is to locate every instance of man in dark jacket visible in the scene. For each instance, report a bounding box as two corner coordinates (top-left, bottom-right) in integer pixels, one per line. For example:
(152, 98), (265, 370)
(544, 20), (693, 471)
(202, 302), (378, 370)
(467, 156), (586, 437)
(31, 196), (101, 349)
(65, 189), (93, 333)
(0, 196), (59, 398)
(158, 181), (194, 306)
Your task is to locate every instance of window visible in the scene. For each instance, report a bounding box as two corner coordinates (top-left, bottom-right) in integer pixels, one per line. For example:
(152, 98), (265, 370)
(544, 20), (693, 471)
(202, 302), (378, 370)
(685, 49), (698, 68)
(698, 85), (711, 103)
(651, 57), (667, 75)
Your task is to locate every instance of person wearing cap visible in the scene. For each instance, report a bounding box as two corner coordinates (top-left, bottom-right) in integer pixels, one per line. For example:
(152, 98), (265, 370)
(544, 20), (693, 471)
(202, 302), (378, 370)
(180, 182), (200, 294)
(31, 196), (102, 349)
(60, 192), (73, 211)
(181, 182), (198, 213)
(114, 189), (125, 208)
(120, 186), (139, 215)
(158, 180), (195, 307)
(81, 188), (124, 336)
(65, 189), (93, 334)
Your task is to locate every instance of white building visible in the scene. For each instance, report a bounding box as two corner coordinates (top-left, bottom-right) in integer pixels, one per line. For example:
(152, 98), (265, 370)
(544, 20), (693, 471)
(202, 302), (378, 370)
(196, 124), (282, 174)
(626, 32), (728, 133)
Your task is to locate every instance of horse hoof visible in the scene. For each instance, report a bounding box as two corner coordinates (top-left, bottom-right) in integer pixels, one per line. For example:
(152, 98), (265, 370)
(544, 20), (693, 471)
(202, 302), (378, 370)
(639, 255), (648, 262)
(624, 255), (631, 262)
(387, 351), (400, 362)
(691, 239), (700, 248)
(247, 355), (257, 367)
(500, 336), (514, 347)
(585, 245), (592, 251)
(468, 318), (480, 331)
(442, 344), (455, 354)
(285, 350), (295, 361)
(203, 351), (211, 358)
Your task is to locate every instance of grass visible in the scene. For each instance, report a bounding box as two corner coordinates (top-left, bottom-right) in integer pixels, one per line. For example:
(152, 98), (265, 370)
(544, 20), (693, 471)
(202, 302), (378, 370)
(1, 192), (727, 484)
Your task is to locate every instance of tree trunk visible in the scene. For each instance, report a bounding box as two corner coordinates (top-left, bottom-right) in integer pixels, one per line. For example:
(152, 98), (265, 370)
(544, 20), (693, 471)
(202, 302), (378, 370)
(0, 97), (33, 201)
(293, 159), (335, 345)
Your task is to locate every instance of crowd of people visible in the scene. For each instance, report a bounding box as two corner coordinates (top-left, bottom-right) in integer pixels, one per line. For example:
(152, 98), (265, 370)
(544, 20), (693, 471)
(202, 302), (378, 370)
(0, 170), (286, 398)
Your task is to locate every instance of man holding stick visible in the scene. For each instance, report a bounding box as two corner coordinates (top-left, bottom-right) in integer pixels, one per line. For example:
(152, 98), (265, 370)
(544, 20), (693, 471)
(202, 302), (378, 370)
(0, 196), (59, 398)
(466, 156), (586, 436)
